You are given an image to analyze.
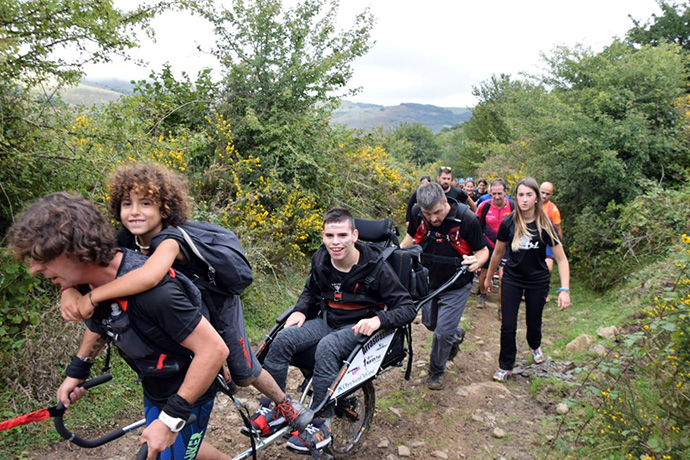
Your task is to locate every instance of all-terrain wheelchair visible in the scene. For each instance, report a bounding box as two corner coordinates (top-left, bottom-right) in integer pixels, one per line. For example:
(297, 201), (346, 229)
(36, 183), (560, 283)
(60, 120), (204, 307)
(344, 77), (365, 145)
(234, 217), (468, 459)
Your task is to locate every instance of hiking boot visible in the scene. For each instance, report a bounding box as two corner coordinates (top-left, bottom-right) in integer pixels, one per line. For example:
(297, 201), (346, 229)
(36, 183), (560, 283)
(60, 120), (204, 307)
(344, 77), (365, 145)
(427, 373), (444, 390)
(274, 394), (314, 433)
(240, 396), (285, 437)
(532, 347), (546, 364)
(493, 369), (511, 382)
(286, 419), (332, 453)
(477, 294), (487, 309)
(447, 326), (466, 361)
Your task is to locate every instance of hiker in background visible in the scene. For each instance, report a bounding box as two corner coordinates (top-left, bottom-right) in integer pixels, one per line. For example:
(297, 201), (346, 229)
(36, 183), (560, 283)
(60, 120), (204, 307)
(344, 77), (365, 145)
(540, 181), (564, 274)
(260, 208), (416, 453)
(476, 178), (488, 202)
(484, 178), (571, 383)
(60, 163), (313, 439)
(475, 178), (514, 309)
(402, 182), (488, 390)
(7, 192), (228, 460)
(464, 178), (477, 203)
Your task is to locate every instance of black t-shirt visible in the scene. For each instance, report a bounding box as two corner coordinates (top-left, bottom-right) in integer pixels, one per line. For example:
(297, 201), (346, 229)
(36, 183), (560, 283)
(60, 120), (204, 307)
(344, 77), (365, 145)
(444, 185), (469, 204)
(85, 250), (217, 406)
(407, 201), (486, 289)
(497, 215), (557, 288)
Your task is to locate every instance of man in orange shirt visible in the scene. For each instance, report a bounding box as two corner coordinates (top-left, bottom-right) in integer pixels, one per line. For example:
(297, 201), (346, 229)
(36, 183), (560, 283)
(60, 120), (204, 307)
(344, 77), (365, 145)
(540, 181), (563, 273)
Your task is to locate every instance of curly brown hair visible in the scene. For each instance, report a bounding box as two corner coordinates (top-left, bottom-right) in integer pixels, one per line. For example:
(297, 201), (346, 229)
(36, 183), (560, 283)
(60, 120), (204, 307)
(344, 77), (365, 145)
(108, 163), (190, 228)
(6, 192), (118, 265)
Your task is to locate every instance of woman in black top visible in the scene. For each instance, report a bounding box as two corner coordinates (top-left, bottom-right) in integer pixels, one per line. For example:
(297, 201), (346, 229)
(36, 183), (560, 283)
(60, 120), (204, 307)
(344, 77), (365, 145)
(484, 178), (571, 381)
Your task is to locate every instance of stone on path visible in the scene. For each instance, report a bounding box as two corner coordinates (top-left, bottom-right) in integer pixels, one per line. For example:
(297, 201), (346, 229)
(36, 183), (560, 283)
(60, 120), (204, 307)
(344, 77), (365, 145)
(556, 403), (569, 415)
(597, 326), (618, 341)
(492, 427), (506, 438)
(432, 451), (449, 459)
(411, 441), (426, 448)
(565, 334), (594, 353)
(389, 407), (402, 418)
(378, 438), (390, 448)
(398, 445), (411, 457)
(590, 343), (607, 356)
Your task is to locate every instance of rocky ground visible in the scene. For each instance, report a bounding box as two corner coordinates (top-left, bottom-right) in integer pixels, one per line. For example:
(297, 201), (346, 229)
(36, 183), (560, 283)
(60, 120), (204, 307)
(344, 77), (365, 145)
(31, 285), (576, 460)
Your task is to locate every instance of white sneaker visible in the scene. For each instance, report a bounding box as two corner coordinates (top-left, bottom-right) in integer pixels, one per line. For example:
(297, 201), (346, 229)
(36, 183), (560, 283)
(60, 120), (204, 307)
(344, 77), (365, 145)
(493, 369), (511, 382)
(532, 348), (545, 364)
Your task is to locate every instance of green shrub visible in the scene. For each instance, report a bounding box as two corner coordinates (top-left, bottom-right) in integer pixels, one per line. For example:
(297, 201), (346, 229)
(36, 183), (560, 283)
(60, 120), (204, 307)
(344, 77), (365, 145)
(573, 234), (690, 459)
(569, 187), (690, 291)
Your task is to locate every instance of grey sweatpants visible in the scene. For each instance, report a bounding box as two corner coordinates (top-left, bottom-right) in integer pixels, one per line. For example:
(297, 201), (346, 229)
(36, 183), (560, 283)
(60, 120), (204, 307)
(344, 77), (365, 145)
(423, 282), (472, 377)
(263, 316), (362, 419)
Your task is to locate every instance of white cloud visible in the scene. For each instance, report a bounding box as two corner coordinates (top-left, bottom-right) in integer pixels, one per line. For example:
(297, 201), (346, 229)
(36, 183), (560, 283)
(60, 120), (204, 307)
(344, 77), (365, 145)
(83, 0), (662, 107)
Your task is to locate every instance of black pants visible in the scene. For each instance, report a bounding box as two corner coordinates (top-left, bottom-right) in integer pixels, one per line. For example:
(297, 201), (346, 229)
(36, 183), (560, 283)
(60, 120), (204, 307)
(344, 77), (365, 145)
(499, 282), (549, 371)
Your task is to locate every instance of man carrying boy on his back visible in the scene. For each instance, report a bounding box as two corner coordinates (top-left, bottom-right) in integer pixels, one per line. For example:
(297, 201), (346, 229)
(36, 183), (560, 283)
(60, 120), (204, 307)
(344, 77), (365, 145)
(257, 208), (416, 454)
(6, 192), (228, 460)
(402, 183), (488, 390)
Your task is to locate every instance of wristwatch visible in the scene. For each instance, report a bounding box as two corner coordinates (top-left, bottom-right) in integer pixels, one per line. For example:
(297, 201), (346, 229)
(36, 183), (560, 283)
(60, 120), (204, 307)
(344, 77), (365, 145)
(158, 411), (186, 432)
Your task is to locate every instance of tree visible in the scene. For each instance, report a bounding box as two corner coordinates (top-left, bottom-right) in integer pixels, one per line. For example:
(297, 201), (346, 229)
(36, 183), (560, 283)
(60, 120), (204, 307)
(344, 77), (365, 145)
(0, 0), (169, 87)
(200, 0), (374, 186)
(391, 123), (441, 166)
(627, 0), (690, 52)
(0, 0), (171, 233)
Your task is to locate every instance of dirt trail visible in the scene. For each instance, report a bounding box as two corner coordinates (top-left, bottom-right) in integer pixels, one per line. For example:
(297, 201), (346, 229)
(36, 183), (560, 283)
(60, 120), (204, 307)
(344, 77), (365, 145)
(32, 287), (560, 460)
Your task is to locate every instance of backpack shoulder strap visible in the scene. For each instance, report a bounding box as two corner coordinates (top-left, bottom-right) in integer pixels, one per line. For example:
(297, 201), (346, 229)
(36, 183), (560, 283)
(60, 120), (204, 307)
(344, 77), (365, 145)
(364, 245), (397, 287)
(176, 225), (217, 287)
(479, 201), (490, 230)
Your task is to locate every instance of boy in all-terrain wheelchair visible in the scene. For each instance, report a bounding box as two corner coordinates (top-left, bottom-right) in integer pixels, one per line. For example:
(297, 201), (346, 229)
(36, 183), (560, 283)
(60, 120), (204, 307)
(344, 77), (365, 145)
(242, 208), (416, 455)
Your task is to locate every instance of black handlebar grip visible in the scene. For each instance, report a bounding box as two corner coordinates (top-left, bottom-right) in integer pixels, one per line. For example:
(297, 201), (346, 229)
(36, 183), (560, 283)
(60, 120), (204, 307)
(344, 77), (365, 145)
(135, 414), (198, 460)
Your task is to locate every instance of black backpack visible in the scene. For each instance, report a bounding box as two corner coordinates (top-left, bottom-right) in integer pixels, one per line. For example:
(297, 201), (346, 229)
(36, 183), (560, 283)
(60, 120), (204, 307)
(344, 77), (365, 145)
(369, 245), (429, 300)
(151, 221), (253, 296)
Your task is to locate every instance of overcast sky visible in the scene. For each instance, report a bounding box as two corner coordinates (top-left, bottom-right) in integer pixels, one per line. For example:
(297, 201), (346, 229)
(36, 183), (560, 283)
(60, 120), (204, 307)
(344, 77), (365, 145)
(83, 0), (663, 107)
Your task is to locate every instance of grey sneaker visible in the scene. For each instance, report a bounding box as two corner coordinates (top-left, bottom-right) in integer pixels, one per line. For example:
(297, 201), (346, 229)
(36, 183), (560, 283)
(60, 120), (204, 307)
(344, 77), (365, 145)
(493, 369), (511, 382)
(477, 294), (487, 308)
(427, 373), (444, 390)
(274, 394), (314, 433)
(532, 347), (546, 364)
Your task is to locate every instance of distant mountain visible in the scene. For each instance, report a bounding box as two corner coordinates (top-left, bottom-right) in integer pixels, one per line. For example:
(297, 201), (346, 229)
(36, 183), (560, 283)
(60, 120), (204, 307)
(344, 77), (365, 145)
(59, 81), (126, 106)
(82, 78), (136, 95)
(331, 101), (472, 133)
(62, 80), (473, 131)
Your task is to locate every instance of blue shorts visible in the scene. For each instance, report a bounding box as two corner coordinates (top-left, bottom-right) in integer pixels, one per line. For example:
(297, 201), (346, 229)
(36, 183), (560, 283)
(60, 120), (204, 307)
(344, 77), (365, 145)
(144, 397), (214, 460)
(545, 245), (554, 259)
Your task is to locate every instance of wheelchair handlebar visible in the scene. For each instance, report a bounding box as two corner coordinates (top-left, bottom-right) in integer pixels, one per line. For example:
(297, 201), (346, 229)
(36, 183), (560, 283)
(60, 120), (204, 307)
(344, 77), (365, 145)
(54, 373), (148, 448)
(135, 414), (198, 460)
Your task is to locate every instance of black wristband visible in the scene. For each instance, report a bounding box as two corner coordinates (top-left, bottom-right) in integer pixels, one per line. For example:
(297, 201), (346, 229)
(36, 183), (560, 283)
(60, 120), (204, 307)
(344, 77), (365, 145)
(162, 394), (192, 420)
(66, 356), (93, 380)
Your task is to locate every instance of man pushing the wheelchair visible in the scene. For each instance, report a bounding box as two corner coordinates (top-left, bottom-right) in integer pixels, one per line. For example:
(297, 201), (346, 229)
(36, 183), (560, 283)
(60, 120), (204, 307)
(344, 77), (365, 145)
(401, 182), (489, 390)
(251, 208), (416, 454)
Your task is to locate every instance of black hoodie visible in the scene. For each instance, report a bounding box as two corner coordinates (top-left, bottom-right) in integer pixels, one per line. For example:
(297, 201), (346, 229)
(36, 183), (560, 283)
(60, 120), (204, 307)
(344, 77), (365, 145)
(293, 242), (416, 330)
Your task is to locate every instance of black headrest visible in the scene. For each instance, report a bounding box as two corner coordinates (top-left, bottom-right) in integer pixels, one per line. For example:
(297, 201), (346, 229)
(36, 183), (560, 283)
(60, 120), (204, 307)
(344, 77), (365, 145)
(354, 217), (399, 246)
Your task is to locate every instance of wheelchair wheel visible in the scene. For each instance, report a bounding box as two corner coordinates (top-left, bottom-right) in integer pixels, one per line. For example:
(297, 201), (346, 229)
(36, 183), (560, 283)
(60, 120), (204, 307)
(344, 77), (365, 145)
(327, 380), (376, 459)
